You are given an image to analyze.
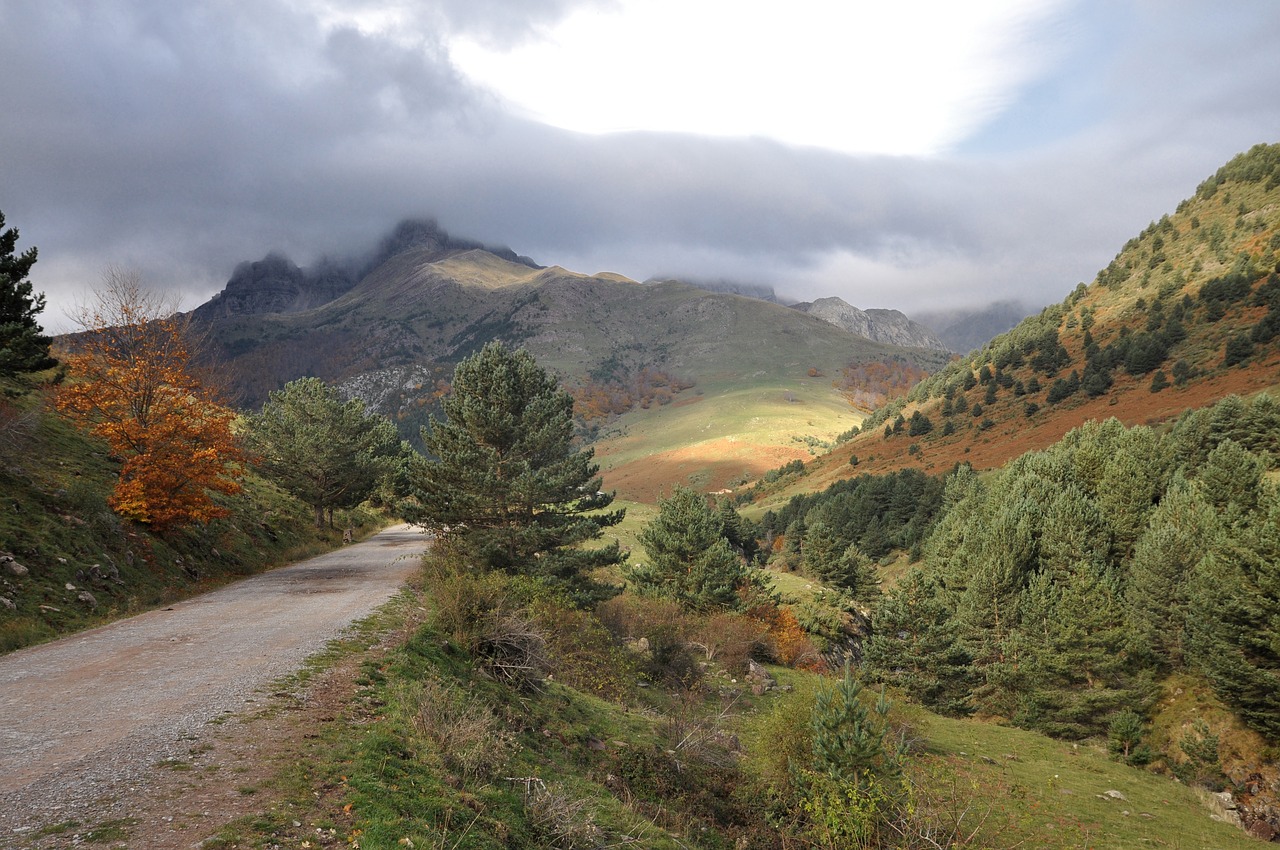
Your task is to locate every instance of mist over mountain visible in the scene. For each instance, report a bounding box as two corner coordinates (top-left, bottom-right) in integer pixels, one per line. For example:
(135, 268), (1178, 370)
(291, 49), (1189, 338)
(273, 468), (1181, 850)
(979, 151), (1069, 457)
(193, 219), (538, 321)
(663, 278), (782, 303)
(911, 299), (1035, 354)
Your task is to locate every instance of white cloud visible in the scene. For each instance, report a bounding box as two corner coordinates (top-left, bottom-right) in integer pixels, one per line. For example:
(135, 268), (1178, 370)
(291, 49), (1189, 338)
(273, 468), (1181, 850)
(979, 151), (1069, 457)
(450, 0), (1068, 156)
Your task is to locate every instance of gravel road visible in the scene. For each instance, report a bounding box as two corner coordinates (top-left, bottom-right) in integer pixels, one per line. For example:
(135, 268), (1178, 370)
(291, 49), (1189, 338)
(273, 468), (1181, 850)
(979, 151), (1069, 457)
(0, 524), (428, 840)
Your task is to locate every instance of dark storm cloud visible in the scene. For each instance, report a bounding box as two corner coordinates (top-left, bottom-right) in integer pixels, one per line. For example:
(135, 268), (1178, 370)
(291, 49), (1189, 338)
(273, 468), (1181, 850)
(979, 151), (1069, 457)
(2, 0), (1279, 328)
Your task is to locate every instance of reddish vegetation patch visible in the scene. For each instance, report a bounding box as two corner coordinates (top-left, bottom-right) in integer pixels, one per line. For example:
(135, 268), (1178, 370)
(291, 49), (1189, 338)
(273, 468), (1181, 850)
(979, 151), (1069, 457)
(836, 359), (935, 411)
(804, 355), (1280, 490)
(602, 439), (808, 502)
(569, 368), (696, 422)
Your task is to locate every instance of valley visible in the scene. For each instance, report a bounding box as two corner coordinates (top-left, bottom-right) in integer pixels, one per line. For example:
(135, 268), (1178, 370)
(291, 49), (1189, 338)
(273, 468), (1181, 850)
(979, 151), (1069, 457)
(3, 143), (1280, 848)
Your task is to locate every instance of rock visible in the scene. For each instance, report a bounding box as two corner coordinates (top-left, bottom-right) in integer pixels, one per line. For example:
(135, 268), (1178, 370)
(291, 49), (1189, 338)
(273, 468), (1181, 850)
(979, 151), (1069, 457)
(76, 591), (97, 607)
(0, 596), (15, 610)
(1, 554), (28, 577)
(1103, 790), (1127, 801)
(746, 660), (777, 694)
(1247, 820), (1277, 841)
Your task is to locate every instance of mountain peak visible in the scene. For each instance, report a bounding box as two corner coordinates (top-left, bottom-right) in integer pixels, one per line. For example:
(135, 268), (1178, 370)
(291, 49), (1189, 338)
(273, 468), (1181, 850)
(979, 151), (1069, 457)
(792, 297), (950, 351)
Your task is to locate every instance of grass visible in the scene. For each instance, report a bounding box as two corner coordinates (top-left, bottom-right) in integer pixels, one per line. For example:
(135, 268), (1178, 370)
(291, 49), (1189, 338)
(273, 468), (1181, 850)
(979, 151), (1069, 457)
(916, 711), (1261, 850)
(594, 374), (863, 502)
(195, 564), (1265, 850)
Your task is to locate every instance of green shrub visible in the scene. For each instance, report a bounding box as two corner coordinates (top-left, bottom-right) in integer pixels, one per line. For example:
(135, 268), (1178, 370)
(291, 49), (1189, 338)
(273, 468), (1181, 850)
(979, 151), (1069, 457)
(529, 598), (638, 702)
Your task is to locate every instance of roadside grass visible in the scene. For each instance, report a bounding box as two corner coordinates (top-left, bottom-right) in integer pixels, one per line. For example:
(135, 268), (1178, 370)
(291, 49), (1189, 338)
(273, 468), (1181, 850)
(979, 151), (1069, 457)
(199, 569), (1264, 850)
(0, 388), (388, 654)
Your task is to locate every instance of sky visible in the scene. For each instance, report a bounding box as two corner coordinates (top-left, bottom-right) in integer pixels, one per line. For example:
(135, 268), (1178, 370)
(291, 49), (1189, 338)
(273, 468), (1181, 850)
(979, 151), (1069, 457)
(2, 0), (1279, 332)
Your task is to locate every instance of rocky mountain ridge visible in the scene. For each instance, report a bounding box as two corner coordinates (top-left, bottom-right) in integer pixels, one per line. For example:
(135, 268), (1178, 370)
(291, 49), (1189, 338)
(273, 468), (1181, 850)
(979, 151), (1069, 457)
(193, 219), (538, 320)
(790, 296), (950, 351)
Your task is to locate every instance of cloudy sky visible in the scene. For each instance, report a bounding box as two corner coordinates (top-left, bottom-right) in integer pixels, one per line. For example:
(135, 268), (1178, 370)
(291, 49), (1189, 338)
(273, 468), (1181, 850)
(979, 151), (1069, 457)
(2, 1), (1278, 331)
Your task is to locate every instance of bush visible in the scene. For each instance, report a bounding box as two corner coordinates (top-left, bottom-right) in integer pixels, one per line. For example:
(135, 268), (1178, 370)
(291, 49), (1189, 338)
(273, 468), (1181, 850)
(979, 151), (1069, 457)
(473, 612), (550, 692)
(596, 594), (701, 687)
(409, 676), (517, 783)
(525, 784), (603, 849)
(421, 552), (513, 647)
(689, 611), (770, 673)
(1223, 334), (1254, 367)
(1175, 718), (1225, 789)
(529, 599), (638, 702)
(765, 606), (826, 671)
(422, 552), (549, 691)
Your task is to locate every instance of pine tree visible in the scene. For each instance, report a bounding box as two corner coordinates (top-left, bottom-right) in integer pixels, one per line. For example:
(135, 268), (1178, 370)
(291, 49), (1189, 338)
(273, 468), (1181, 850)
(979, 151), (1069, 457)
(864, 570), (973, 715)
(1185, 498), (1280, 738)
(1195, 438), (1266, 518)
(801, 519), (845, 581)
(626, 486), (752, 611)
(405, 342), (624, 601)
(1012, 568), (1151, 738)
(0, 210), (56, 380)
(1124, 477), (1219, 668)
(811, 667), (902, 787)
(244, 377), (405, 527)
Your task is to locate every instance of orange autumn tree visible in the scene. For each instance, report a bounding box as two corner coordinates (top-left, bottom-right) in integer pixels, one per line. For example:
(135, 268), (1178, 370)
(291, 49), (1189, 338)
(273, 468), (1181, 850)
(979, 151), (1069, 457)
(55, 269), (243, 528)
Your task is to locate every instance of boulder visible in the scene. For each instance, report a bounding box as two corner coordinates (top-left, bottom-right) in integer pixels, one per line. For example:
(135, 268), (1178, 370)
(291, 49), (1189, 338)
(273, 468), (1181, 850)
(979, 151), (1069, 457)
(1, 553), (28, 577)
(746, 659), (777, 693)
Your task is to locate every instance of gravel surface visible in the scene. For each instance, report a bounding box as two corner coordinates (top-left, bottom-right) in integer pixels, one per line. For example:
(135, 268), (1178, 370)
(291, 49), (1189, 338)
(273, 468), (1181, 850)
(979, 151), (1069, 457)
(0, 524), (427, 843)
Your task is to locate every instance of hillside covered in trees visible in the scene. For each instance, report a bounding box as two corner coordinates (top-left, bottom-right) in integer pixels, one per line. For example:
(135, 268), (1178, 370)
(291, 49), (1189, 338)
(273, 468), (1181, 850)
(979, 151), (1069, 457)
(768, 143), (1280, 495)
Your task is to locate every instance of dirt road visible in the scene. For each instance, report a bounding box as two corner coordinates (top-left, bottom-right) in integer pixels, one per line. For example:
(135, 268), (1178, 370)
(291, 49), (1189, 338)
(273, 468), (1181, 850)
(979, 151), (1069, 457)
(0, 524), (427, 841)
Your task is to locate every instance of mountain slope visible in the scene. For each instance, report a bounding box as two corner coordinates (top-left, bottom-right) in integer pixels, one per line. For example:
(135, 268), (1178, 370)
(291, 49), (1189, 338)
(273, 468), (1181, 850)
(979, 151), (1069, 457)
(194, 233), (952, 500)
(761, 143), (1280, 502)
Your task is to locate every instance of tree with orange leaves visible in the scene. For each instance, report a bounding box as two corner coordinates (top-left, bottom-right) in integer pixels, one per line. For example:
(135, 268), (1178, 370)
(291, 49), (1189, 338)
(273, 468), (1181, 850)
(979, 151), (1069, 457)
(54, 269), (243, 529)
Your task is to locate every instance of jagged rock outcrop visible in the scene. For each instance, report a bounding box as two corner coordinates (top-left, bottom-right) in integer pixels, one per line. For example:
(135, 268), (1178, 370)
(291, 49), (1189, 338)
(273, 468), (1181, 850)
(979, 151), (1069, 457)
(193, 219), (540, 321)
(791, 297), (950, 351)
(193, 252), (354, 319)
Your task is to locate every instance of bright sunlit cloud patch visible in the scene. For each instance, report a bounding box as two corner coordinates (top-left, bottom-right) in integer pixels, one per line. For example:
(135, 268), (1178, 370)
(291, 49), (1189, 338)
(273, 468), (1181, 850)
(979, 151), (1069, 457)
(450, 0), (1068, 157)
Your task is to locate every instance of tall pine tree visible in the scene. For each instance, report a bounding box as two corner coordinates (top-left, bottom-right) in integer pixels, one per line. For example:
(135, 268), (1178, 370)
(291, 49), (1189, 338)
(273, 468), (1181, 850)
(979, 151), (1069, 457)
(0, 210), (56, 380)
(405, 342), (623, 602)
(864, 570), (973, 715)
